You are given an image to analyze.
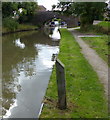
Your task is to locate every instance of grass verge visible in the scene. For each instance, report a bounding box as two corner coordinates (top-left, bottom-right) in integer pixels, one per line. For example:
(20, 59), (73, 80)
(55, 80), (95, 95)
(17, 24), (37, 30)
(82, 36), (109, 65)
(40, 29), (108, 118)
(76, 21), (110, 35)
(2, 24), (37, 33)
(98, 21), (110, 30)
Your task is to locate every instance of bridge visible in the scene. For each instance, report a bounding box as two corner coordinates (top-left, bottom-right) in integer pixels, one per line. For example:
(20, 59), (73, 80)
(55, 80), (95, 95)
(31, 11), (79, 28)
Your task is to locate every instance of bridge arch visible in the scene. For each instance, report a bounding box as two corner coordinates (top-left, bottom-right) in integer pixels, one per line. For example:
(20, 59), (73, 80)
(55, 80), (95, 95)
(31, 11), (79, 28)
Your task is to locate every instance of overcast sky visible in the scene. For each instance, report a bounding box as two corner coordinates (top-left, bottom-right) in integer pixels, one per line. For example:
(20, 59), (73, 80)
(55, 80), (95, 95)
(37, 0), (59, 10)
(37, 0), (109, 10)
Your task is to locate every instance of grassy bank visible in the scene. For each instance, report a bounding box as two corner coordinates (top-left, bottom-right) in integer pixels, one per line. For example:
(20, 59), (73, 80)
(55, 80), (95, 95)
(77, 21), (110, 35)
(98, 21), (110, 30)
(40, 29), (108, 118)
(2, 24), (37, 34)
(82, 36), (109, 64)
(2, 17), (38, 34)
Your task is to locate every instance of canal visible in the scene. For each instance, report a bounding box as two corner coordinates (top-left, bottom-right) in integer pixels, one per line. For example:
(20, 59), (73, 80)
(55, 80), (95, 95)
(2, 30), (59, 118)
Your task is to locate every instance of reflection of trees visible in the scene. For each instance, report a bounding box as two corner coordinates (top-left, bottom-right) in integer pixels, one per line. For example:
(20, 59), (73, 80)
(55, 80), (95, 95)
(2, 31), (38, 115)
(2, 30), (59, 115)
(20, 30), (59, 46)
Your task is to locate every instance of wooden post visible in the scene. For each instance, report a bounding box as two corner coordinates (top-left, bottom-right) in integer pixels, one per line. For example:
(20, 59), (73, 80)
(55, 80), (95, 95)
(56, 59), (67, 109)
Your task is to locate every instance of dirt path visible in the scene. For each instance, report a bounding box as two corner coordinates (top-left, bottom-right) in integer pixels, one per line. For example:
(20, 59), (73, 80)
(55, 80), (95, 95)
(68, 29), (108, 98)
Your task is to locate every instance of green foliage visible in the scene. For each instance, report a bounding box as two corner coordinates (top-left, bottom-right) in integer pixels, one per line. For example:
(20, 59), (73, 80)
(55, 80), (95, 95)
(71, 2), (106, 28)
(3, 17), (19, 31)
(2, 2), (18, 18)
(54, 2), (107, 29)
(70, 2), (106, 17)
(2, 2), (38, 23)
(2, 22), (37, 33)
(18, 2), (38, 23)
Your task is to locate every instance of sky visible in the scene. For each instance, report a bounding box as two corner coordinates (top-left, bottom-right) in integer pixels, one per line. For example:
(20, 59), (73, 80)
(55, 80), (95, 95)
(37, 0), (59, 10)
(37, 0), (109, 10)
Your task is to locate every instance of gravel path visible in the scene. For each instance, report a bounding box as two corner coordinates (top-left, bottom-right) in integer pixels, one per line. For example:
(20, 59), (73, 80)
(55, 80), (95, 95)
(68, 29), (108, 98)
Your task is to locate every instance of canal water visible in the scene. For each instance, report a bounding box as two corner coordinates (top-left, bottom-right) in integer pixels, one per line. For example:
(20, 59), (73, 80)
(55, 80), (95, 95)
(2, 30), (59, 118)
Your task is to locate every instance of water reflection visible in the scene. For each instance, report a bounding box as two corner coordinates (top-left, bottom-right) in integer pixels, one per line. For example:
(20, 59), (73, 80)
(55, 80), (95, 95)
(44, 26), (61, 41)
(15, 38), (25, 49)
(49, 27), (61, 40)
(2, 31), (59, 118)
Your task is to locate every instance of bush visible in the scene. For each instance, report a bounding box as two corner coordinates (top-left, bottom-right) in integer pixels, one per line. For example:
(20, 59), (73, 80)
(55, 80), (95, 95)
(3, 17), (19, 31)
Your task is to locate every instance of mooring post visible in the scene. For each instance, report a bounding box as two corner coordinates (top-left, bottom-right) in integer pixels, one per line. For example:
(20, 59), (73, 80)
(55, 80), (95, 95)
(56, 59), (67, 109)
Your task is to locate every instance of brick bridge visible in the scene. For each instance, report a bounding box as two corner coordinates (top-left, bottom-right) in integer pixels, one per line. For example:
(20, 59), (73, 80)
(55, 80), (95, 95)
(31, 11), (79, 28)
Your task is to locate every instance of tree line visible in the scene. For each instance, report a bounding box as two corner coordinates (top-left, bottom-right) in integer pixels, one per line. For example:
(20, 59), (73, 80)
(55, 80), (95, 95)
(52, 2), (108, 29)
(2, 2), (38, 23)
(2, 2), (38, 32)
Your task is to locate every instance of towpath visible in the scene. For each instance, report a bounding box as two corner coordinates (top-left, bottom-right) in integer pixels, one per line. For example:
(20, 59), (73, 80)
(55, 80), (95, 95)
(68, 28), (108, 99)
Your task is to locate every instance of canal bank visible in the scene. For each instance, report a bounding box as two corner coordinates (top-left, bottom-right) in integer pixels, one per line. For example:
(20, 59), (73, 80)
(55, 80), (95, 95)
(2, 24), (38, 35)
(40, 29), (108, 118)
(2, 30), (59, 118)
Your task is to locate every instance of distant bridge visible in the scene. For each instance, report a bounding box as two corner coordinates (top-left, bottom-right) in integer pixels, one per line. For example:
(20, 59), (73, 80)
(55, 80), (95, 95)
(31, 11), (79, 28)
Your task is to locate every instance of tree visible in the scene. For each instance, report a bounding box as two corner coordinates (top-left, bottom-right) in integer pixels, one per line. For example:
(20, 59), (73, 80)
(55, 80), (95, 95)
(70, 2), (107, 29)
(53, 2), (72, 15)
(18, 2), (38, 23)
(2, 2), (38, 23)
(52, 5), (56, 11)
(105, 1), (110, 21)
(2, 2), (18, 18)
(54, 2), (107, 29)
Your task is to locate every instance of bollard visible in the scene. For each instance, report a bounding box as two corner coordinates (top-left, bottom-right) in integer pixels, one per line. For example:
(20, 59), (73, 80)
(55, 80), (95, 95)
(56, 59), (67, 109)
